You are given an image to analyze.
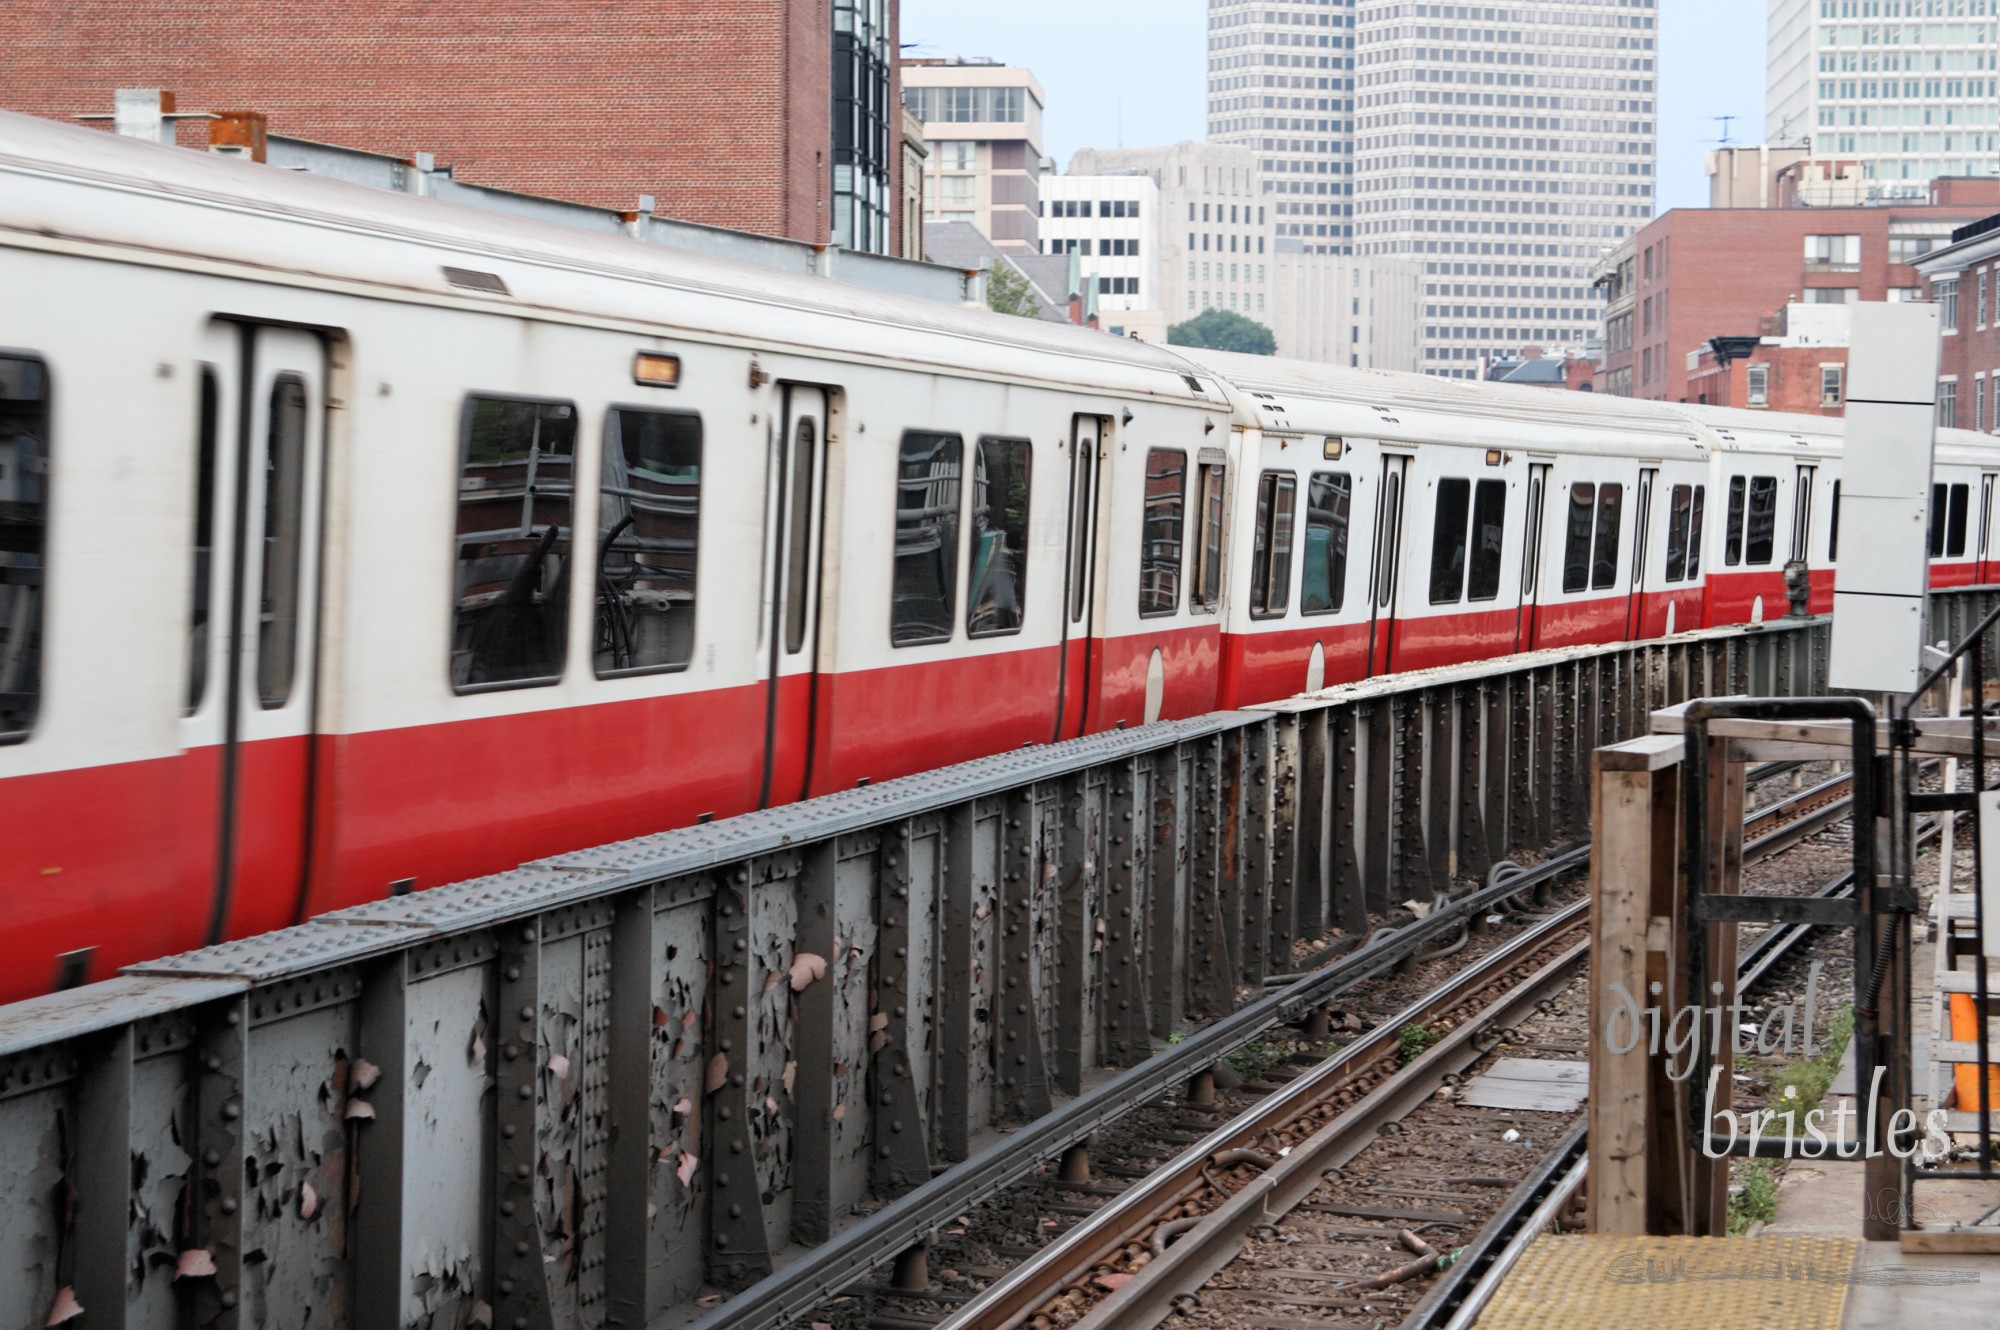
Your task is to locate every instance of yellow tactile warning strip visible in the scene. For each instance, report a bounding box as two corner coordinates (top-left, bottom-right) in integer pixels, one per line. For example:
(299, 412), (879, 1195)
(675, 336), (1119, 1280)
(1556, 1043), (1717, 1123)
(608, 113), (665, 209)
(1477, 1235), (1861, 1330)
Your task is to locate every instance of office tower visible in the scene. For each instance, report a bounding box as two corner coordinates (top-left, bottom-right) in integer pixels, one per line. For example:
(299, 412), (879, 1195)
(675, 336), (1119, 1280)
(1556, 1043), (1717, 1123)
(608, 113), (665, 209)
(1768, 0), (2000, 193)
(1205, 0), (1360, 254)
(1352, 0), (1659, 377)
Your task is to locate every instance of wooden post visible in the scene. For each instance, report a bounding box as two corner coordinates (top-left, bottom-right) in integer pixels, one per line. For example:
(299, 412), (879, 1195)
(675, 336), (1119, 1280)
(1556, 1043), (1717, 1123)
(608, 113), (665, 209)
(1589, 734), (1683, 1235)
(1691, 738), (1744, 1238)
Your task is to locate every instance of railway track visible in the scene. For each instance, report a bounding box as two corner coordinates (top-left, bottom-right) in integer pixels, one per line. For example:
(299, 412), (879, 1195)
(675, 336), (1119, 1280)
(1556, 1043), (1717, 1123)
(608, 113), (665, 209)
(704, 760), (1857, 1330)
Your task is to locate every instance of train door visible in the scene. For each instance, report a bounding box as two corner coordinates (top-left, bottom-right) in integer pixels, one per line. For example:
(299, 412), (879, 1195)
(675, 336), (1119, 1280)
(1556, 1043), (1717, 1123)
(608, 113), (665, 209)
(186, 322), (329, 943)
(1980, 473), (1998, 585)
(759, 385), (829, 807)
(1516, 461), (1553, 651)
(1055, 415), (1102, 740)
(1623, 467), (1657, 640)
(1364, 454), (1408, 676)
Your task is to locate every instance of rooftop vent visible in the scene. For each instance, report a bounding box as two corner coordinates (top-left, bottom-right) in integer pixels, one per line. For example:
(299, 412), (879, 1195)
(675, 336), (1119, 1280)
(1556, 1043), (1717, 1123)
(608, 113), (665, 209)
(443, 266), (509, 296)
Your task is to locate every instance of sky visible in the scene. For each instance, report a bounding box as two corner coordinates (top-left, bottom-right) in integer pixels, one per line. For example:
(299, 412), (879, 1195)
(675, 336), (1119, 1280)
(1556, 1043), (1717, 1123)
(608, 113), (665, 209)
(900, 0), (1768, 214)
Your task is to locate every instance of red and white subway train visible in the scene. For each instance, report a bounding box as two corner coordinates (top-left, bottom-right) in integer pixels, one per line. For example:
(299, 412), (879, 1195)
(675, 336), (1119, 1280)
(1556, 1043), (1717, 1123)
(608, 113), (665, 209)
(2, 110), (1995, 1002)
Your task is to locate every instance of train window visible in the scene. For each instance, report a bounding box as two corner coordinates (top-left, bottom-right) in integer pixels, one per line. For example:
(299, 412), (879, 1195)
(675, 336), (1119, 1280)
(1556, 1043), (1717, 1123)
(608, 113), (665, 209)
(1250, 470), (1297, 619)
(1591, 485), (1624, 590)
(450, 396), (577, 692)
(1376, 470), (1402, 609)
(1725, 477), (1747, 567)
(1139, 449), (1187, 617)
(1068, 439), (1094, 625)
(0, 355), (48, 744)
(1744, 476), (1777, 566)
(1664, 484), (1693, 583)
(1467, 479), (1507, 602)
(1193, 462), (1226, 612)
(1301, 471), (1351, 615)
(892, 431), (963, 646)
(257, 375), (308, 709)
(1830, 482), (1841, 562)
(785, 416), (816, 655)
(968, 436), (1031, 638)
(187, 368), (218, 715)
(1947, 483), (1970, 557)
(1562, 483), (1595, 594)
(1429, 477), (1471, 604)
(1686, 486), (1706, 579)
(1931, 484), (1948, 558)
(595, 407), (701, 677)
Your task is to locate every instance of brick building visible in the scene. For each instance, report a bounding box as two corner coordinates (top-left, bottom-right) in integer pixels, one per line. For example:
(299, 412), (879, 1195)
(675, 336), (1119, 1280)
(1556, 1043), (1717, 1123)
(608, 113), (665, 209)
(1683, 305), (1852, 416)
(1595, 177), (2000, 405)
(0, 0), (903, 253)
(1917, 214), (2000, 434)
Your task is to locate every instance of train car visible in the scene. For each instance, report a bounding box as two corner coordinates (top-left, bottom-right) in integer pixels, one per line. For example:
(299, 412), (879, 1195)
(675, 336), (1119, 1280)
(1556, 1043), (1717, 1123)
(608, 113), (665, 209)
(8, 108), (2000, 1004)
(1183, 352), (1712, 704)
(0, 111), (1233, 999)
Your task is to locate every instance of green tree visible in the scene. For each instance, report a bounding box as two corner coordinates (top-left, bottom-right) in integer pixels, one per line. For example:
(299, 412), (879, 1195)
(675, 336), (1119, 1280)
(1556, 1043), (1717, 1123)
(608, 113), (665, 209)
(1167, 308), (1278, 356)
(984, 261), (1043, 319)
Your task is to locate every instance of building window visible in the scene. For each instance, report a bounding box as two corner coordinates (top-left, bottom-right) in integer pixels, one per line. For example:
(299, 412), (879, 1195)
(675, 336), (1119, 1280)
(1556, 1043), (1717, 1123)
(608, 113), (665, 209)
(1982, 269), (1992, 328)
(1821, 364), (1844, 408)
(1803, 234), (1862, 272)
(1939, 377), (1958, 428)
(1805, 287), (1859, 304)
(1938, 279), (1959, 332)
(833, 1), (894, 253)
(1746, 364), (1770, 408)
(1889, 236), (1941, 264)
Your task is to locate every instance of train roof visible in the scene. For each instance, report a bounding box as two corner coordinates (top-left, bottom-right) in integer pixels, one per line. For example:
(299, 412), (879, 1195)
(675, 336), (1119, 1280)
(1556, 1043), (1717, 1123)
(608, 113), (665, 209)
(1176, 348), (1710, 459)
(0, 110), (1215, 406)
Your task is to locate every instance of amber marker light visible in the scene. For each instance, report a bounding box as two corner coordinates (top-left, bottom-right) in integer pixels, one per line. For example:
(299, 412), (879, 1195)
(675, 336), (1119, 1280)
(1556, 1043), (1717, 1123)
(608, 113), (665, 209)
(634, 352), (683, 387)
(1323, 437), (1344, 460)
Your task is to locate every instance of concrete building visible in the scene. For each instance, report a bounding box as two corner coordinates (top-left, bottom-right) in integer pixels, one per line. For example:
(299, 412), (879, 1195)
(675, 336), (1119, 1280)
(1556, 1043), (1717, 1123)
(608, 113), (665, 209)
(1767, 0), (2000, 193)
(1917, 212), (2000, 431)
(1066, 143), (1274, 333)
(0, 0), (904, 254)
(1352, 0), (1660, 377)
(900, 106), (928, 262)
(1707, 145), (1813, 208)
(902, 58), (1046, 255)
(1039, 174), (1163, 337)
(1595, 179), (2000, 403)
(1204, 0), (1360, 254)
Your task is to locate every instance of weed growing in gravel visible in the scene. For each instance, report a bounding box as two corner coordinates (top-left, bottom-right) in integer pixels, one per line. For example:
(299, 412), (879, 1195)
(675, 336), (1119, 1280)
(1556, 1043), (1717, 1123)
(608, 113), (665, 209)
(1227, 1041), (1278, 1078)
(1728, 1159), (1778, 1235)
(1772, 1003), (1854, 1119)
(1397, 1023), (1439, 1065)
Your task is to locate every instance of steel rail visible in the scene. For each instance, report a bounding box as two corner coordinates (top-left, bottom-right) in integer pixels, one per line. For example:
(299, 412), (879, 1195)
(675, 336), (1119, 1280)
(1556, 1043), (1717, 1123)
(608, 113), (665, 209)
(1065, 932), (1592, 1330)
(1741, 770), (1855, 858)
(1433, 1142), (1590, 1330)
